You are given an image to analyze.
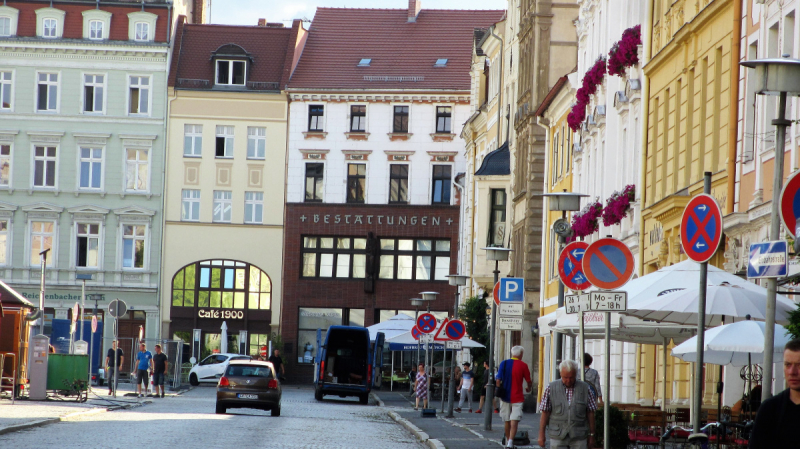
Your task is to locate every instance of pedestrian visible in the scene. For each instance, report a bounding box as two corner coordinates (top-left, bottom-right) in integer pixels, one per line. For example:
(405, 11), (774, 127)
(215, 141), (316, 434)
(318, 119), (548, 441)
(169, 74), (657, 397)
(104, 340), (124, 395)
(152, 344), (168, 398)
(749, 338), (800, 448)
(135, 342), (153, 398)
(496, 346), (533, 449)
(538, 359), (597, 449)
(476, 360), (489, 413)
(414, 362), (428, 410)
(268, 349), (285, 381)
(455, 361), (474, 412)
(583, 352), (603, 406)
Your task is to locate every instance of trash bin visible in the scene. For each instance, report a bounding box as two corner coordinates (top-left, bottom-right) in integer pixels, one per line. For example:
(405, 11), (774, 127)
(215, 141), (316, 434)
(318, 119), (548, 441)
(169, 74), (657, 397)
(46, 354), (89, 393)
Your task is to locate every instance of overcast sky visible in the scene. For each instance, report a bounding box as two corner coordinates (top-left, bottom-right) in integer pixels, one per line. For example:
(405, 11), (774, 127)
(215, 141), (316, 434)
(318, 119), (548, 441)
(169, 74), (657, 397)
(210, 0), (507, 26)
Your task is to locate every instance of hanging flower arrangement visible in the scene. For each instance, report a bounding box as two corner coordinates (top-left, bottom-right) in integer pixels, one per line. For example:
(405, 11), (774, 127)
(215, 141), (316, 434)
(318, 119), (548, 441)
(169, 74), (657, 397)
(601, 185), (636, 226)
(607, 25), (642, 77)
(567, 58), (607, 132)
(570, 200), (603, 240)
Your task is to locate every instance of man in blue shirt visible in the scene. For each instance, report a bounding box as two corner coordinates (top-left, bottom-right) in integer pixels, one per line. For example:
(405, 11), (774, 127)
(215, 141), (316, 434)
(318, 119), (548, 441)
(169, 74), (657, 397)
(456, 362), (474, 412)
(135, 342), (153, 398)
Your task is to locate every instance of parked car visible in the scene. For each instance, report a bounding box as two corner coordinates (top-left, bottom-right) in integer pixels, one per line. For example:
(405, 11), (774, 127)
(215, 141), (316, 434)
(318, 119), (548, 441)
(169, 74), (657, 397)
(189, 353), (251, 385)
(216, 360), (281, 416)
(313, 325), (384, 404)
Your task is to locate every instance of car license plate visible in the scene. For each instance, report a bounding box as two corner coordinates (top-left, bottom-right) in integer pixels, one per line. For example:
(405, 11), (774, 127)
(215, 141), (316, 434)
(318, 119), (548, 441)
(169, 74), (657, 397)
(237, 394), (258, 399)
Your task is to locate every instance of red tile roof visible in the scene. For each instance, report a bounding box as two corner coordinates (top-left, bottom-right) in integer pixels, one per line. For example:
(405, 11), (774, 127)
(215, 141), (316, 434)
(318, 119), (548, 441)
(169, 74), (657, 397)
(535, 75), (570, 117)
(169, 17), (304, 90)
(288, 8), (505, 91)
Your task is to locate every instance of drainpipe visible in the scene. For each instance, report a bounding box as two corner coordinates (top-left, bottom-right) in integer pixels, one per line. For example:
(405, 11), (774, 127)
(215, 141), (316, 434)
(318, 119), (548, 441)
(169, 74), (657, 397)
(727, 0), (742, 214)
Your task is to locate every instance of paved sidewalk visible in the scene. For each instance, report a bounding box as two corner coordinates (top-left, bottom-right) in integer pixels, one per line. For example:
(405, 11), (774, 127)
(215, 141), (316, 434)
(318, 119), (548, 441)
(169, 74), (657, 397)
(375, 389), (543, 449)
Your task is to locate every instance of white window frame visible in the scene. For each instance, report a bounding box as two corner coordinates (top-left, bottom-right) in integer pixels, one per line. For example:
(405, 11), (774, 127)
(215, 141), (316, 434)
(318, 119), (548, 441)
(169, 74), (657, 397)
(120, 222), (148, 270)
(213, 190), (232, 223)
(124, 147), (150, 193)
(0, 143), (11, 187)
(215, 59), (247, 86)
(183, 124), (203, 157)
(127, 75), (151, 116)
(0, 6), (19, 38)
(28, 220), (56, 267)
(0, 69), (12, 111)
(73, 221), (102, 269)
(181, 189), (200, 222)
(43, 18), (57, 38)
(215, 125), (234, 158)
(308, 104), (325, 132)
(135, 22), (150, 41)
(77, 146), (104, 191)
(244, 191), (263, 224)
(0, 218), (10, 266)
(81, 9), (110, 40)
(349, 104), (368, 132)
(89, 20), (103, 40)
(0, 16), (11, 37)
(82, 73), (106, 114)
(127, 11), (157, 42)
(35, 8), (64, 39)
(36, 71), (60, 113)
(247, 127), (266, 159)
(32, 144), (58, 190)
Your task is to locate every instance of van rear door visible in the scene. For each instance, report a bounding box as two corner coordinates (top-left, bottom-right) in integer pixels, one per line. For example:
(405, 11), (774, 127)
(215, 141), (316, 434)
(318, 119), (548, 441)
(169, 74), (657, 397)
(370, 332), (385, 389)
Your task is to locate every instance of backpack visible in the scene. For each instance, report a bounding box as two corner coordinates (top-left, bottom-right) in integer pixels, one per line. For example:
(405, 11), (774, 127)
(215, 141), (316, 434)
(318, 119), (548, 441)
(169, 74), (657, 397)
(584, 368), (598, 399)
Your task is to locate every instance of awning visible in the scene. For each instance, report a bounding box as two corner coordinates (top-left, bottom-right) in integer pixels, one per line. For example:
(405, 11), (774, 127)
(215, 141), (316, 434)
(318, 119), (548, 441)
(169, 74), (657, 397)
(0, 280), (35, 308)
(385, 331), (485, 351)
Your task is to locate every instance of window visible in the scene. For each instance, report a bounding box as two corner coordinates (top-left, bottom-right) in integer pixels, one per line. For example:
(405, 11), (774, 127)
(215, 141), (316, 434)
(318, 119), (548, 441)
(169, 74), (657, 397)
(389, 164), (409, 204)
(122, 224), (146, 269)
(436, 106), (452, 133)
(171, 260), (271, 312)
(30, 221), (55, 266)
(184, 125), (202, 157)
(247, 127), (266, 159)
(305, 163), (324, 202)
(0, 17), (10, 37)
(249, 334), (269, 358)
(79, 147), (103, 189)
(213, 190), (232, 223)
(89, 20), (103, 39)
(33, 146), (57, 188)
(134, 22), (149, 41)
(215, 125), (234, 158)
(431, 165), (451, 204)
(393, 106), (409, 133)
(0, 145), (10, 186)
(43, 18), (57, 38)
(128, 76), (149, 115)
(125, 148), (149, 191)
(308, 105), (324, 131)
(301, 237), (367, 279)
(488, 189), (507, 246)
(244, 192), (263, 224)
(377, 238), (451, 281)
(297, 307), (364, 363)
(0, 220), (7, 265)
(37, 73), (58, 112)
(181, 189), (200, 221)
(83, 75), (104, 113)
(75, 223), (100, 268)
(434, 58), (448, 67)
(0, 71), (11, 110)
(346, 163), (366, 203)
(216, 60), (246, 85)
(358, 58), (371, 66)
(350, 105), (366, 132)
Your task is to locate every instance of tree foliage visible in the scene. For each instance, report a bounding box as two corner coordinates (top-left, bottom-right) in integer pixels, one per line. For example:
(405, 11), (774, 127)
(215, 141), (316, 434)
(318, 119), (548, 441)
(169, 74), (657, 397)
(459, 294), (489, 375)
(787, 307), (800, 341)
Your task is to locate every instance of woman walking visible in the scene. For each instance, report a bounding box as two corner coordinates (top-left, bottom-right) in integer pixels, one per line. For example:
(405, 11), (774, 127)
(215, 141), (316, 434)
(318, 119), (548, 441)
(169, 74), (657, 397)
(414, 362), (428, 410)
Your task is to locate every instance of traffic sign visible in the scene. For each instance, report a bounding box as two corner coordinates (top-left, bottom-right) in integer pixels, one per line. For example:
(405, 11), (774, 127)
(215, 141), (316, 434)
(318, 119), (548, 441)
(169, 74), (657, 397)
(589, 291), (627, 311)
(419, 334), (434, 344)
(260, 346), (268, 357)
(91, 315), (98, 333)
(499, 278), (524, 302)
(680, 194), (723, 262)
(417, 313), (437, 333)
(565, 294), (589, 314)
(445, 340), (463, 350)
(445, 319), (466, 340)
(582, 238), (635, 290)
(72, 302), (79, 322)
(748, 241), (788, 279)
(108, 299), (127, 318)
(558, 241), (591, 291)
(780, 169), (800, 238)
(411, 326), (422, 340)
(493, 281), (501, 305)
(433, 318), (450, 341)
(498, 317), (523, 331)
(499, 303), (523, 316)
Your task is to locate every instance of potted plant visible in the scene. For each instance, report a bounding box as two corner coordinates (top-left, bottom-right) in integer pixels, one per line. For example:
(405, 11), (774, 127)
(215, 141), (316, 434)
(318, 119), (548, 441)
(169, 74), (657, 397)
(570, 200), (603, 240)
(601, 185), (636, 226)
(607, 25), (642, 77)
(568, 58), (607, 132)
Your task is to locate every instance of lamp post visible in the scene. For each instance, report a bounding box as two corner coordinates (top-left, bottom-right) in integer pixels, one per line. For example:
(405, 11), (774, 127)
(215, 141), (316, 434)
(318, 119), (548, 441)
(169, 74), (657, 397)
(410, 297), (424, 374)
(419, 291), (438, 414)
(740, 55), (800, 401)
(445, 274), (469, 417)
(38, 249), (50, 336)
(481, 246), (511, 431)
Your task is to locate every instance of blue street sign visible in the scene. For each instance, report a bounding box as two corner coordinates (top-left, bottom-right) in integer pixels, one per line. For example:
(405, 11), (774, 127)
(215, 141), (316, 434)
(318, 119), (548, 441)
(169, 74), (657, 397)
(747, 241), (788, 279)
(499, 278), (524, 302)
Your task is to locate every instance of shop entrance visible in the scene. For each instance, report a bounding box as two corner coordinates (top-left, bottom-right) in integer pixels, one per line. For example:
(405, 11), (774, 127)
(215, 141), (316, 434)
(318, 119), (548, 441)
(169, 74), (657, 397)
(116, 311), (147, 341)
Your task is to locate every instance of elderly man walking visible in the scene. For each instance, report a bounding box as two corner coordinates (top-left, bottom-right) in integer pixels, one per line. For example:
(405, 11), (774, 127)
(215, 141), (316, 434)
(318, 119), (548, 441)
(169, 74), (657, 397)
(538, 359), (597, 449)
(496, 345), (532, 449)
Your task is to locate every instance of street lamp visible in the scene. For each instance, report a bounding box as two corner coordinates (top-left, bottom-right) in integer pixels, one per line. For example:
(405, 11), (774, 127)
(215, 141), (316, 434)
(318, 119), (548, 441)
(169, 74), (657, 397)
(740, 55), (800, 402)
(480, 245), (511, 431)
(445, 274), (469, 417)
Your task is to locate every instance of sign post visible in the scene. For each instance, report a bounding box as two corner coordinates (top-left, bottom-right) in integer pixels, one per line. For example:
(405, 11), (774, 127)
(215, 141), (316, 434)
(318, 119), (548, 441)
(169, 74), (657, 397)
(559, 241), (591, 374)
(108, 299), (128, 398)
(442, 319), (466, 418)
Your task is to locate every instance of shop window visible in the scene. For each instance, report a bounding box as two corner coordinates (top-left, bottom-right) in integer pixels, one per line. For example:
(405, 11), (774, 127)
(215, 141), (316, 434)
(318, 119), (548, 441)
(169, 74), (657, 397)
(377, 238), (451, 281)
(171, 259), (271, 310)
(301, 236), (367, 279)
(249, 333), (269, 358)
(297, 307), (364, 364)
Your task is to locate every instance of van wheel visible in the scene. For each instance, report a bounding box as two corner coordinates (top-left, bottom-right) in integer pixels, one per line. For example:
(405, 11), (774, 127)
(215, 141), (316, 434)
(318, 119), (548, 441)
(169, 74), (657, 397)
(359, 394), (368, 405)
(215, 403), (226, 414)
(314, 388), (323, 401)
(189, 374), (199, 386)
(271, 407), (281, 417)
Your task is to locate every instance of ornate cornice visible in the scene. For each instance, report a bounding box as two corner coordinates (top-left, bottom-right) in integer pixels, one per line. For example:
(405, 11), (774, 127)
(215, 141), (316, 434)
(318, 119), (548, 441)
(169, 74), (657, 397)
(288, 93), (469, 104)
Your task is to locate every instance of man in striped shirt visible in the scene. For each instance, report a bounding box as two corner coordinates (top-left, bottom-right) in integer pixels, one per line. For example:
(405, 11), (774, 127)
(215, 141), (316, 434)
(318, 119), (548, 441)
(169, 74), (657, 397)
(538, 359), (597, 449)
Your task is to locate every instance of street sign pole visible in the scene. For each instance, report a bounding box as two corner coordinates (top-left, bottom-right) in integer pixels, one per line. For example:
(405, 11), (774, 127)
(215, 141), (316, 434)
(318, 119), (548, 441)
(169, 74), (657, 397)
(555, 234), (565, 380)
(579, 293), (585, 382)
(604, 308), (610, 449)
(691, 172), (712, 435)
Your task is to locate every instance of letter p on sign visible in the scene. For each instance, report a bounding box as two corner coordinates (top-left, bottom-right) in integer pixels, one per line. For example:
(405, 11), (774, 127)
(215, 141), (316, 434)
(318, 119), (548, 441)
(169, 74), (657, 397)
(499, 278), (524, 302)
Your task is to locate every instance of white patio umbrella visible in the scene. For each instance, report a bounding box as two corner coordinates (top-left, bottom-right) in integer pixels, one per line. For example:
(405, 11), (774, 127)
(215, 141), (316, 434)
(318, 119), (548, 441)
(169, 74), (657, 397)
(366, 313), (415, 341)
(220, 321), (228, 354)
(552, 307), (696, 345)
(671, 320), (793, 366)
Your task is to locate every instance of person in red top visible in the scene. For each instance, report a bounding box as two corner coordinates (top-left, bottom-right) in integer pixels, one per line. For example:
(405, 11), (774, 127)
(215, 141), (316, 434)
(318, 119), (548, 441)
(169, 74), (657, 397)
(496, 345), (532, 448)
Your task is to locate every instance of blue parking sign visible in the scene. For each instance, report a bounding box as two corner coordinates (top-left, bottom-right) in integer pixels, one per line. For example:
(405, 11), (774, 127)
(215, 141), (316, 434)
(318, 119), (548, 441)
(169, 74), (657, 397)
(499, 278), (524, 302)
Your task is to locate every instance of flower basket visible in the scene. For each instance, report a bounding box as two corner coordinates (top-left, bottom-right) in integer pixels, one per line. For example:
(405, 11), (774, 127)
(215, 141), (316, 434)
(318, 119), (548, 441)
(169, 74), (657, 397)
(601, 185), (635, 226)
(568, 58), (607, 132)
(607, 25), (641, 77)
(570, 200), (603, 240)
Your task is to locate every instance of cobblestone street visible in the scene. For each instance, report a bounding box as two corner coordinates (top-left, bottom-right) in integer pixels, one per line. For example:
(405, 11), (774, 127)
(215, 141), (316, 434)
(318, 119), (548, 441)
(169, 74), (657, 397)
(0, 386), (426, 449)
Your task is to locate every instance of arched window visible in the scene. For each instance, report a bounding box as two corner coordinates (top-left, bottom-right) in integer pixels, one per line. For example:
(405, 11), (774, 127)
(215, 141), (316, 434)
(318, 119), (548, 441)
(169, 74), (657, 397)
(172, 260), (271, 310)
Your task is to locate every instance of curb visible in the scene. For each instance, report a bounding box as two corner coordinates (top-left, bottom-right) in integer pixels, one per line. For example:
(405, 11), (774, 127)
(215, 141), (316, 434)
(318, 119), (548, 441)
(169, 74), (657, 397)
(377, 396), (445, 449)
(0, 406), (108, 436)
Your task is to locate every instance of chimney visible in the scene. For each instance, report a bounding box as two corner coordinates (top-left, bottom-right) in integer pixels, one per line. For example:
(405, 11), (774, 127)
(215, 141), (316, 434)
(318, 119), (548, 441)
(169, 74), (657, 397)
(408, 0), (421, 22)
(258, 18), (267, 26)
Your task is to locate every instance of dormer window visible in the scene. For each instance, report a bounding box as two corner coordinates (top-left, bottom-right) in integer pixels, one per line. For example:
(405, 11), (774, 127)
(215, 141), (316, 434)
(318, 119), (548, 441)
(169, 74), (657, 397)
(358, 58), (371, 67)
(0, 17), (10, 37)
(135, 22), (150, 41)
(434, 58), (448, 67)
(89, 20), (103, 40)
(127, 11), (156, 42)
(216, 60), (246, 86)
(82, 9), (110, 41)
(43, 18), (57, 38)
(35, 7), (64, 39)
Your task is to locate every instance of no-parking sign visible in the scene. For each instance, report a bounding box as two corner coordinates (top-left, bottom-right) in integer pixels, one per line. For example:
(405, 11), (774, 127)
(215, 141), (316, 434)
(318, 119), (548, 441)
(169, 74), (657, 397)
(416, 313), (437, 333)
(780, 170), (800, 238)
(680, 194), (723, 263)
(558, 242), (591, 291)
(582, 238), (635, 290)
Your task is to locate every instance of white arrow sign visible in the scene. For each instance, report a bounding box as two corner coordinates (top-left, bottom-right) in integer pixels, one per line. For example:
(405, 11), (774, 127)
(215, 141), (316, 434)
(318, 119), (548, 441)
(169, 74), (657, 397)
(571, 249), (585, 258)
(698, 205), (707, 211)
(750, 247), (787, 270)
(696, 242), (705, 249)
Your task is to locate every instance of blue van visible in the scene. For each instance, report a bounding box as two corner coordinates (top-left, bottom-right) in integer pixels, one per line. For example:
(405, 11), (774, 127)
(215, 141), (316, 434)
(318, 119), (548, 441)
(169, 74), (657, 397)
(313, 326), (384, 404)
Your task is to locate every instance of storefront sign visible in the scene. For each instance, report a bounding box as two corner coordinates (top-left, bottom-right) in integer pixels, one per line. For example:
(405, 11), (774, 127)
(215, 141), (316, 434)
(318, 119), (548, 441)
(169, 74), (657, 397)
(299, 213), (454, 226)
(198, 309), (244, 320)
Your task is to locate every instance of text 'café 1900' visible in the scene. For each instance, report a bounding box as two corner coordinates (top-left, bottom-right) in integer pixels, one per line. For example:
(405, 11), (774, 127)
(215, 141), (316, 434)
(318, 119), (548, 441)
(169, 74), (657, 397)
(281, 203), (460, 382)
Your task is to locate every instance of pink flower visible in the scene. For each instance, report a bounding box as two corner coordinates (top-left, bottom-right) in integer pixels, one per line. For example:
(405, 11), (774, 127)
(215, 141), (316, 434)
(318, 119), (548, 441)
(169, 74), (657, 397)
(571, 201), (603, 239)
(601, 185), (636, 226)
(608, 25), (641, 77)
